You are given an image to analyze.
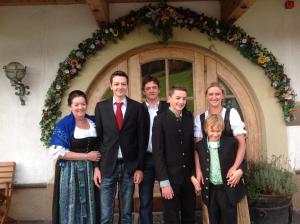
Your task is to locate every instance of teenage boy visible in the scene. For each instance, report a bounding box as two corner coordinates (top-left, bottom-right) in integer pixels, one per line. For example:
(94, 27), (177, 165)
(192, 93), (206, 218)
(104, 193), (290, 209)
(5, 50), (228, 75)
(152, 85), (195, 224)
(140, 76), (169, 224)
(191, 114), (247, 224)
(93, 71), (144, 224)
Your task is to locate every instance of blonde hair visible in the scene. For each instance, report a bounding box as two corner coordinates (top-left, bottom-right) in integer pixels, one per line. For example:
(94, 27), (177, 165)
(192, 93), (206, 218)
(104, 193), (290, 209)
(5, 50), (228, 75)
(205, 82), (226, 97)
(204, 114), (224, 133)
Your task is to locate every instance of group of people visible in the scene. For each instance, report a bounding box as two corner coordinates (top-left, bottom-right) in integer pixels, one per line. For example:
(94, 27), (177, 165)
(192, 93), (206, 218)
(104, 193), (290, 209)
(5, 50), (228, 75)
(49, 70), (248, 224)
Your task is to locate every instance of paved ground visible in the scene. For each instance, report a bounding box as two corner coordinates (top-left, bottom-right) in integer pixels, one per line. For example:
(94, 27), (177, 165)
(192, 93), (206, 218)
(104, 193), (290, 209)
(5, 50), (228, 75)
(13, 209), (300, 223)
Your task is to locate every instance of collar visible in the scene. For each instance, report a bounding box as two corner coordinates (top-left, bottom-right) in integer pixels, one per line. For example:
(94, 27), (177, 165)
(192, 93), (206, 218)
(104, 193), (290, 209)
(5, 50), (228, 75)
(168, 107), (182, 118)
(207, 139), (220, 149)
(145, 100), (159, 109)
(113, 97), (127, 106)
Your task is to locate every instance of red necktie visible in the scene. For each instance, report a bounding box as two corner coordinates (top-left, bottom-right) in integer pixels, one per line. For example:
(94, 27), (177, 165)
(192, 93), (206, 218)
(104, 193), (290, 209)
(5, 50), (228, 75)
(115, 102), (123, 130)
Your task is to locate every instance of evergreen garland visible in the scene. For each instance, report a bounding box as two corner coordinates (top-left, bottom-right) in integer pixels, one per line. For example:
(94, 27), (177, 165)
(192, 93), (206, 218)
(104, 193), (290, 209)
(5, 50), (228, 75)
(40, 4), (296, 146)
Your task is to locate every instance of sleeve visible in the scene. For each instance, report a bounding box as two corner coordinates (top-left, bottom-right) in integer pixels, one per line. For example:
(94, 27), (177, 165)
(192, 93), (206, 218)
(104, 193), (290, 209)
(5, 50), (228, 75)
(152, 115), (169, 183)
(94, 103), (103, 168)
(160, 180), (171, 188)
(137, 103), (145, 171)
(194, 115), (203, 138)
(49, 145), (70, 159)
(95, 103), (103, 141)
(229, 108), (247, 136)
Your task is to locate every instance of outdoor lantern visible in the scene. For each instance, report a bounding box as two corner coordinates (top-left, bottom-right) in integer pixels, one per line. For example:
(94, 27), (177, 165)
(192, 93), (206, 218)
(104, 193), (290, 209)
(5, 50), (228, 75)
(3, 62), (30, 105)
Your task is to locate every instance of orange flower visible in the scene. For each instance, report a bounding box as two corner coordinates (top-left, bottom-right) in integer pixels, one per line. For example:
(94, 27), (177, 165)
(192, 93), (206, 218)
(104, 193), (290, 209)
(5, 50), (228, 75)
(70, 59), (79, 67)
(227, 34), (237, 42)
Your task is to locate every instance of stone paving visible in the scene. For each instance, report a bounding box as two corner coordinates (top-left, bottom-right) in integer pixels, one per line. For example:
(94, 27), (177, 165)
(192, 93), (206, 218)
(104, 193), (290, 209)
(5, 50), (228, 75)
(14, 209), (300, 224)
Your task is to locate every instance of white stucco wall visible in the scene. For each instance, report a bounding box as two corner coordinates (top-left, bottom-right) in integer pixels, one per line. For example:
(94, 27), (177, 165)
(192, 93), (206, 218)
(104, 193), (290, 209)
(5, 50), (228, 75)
(236, 0), (300, 170)
(0, 0), (299, 186)
(0, 5), (98, 184)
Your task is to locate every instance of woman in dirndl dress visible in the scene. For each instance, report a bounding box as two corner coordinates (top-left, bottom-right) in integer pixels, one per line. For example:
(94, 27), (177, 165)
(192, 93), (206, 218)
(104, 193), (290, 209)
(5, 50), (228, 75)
(49, 90), (101, 224)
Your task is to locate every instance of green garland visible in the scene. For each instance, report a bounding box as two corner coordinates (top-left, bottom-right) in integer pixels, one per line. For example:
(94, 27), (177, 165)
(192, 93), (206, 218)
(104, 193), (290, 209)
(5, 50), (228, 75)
(40, 4), (296, 146)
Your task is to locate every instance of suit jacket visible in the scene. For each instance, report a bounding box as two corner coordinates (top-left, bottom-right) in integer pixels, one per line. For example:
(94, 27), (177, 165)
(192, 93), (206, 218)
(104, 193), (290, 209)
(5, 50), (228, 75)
(196, 136), (247, 206)
(142, 100), (169, 151)
(95, 97), (145, 177)
(152, 109), (194, 185)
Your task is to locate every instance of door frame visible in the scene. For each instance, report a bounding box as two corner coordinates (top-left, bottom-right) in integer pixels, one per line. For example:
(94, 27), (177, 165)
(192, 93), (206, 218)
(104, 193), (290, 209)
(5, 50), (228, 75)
(87, 42), (263, 161)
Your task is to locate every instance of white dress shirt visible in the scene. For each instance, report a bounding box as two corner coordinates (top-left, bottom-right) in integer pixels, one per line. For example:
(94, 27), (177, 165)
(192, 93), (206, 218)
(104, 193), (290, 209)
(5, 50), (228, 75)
(145, 100), (160, 153)
(194, 107), (247, 138)
(49, 118), (97, 159)
(113, 97), (127, 158)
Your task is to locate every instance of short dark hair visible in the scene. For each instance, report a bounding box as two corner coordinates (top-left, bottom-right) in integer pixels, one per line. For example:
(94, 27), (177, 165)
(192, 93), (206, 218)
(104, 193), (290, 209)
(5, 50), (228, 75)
(110, 71), (128, 84)
(68, 90), (87, 106)
(169, 85), (188, 96)
(142, 75), (160, 90)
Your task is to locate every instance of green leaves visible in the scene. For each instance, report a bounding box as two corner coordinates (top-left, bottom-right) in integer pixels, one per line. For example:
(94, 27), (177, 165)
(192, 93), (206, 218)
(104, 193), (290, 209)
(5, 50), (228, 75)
(40, 4), (296, 147)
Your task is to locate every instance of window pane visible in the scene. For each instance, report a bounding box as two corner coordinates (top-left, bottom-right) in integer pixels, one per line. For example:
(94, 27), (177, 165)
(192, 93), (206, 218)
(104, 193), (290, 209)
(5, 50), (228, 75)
(219, 79), (244, 121)
(219, 79), (233, 96)
(169, 60), (193, 97)
(186, 100), (194, 113)
(141, 60), (166, 98)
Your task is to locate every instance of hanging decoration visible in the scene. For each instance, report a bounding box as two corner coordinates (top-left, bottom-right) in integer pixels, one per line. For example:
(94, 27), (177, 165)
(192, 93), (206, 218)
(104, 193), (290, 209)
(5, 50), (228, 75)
(40, 4), (296, 146)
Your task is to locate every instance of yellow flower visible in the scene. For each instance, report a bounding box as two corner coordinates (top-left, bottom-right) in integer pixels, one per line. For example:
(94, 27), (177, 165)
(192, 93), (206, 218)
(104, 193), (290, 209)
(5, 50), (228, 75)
(227, 34), (237, 42)
(161, 7), (174, 24)
(258, 54), (269, 64)
(164, 7), (174, 17)
(111, 29), (119, 37)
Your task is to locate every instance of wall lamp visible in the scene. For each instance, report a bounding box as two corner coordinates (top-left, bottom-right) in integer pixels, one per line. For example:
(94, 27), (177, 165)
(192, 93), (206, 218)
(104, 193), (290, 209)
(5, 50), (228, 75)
(3, 62), (30, 105)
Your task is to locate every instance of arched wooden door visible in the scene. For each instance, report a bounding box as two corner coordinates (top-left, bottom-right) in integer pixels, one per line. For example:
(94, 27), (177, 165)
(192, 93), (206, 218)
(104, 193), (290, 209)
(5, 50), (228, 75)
(87, 43), (262, 161)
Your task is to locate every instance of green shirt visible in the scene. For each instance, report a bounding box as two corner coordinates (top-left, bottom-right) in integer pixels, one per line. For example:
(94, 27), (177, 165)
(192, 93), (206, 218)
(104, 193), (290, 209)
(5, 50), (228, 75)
(208, 140), (223, 185)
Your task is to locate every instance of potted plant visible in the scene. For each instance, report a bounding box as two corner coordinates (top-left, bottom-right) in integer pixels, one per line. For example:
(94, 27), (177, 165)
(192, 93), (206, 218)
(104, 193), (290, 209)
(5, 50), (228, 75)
(246, 156), (297, 224)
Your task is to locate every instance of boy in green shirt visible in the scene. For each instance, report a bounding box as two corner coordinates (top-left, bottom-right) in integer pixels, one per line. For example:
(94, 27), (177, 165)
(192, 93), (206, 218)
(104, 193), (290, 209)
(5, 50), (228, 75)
(191, 114), (247, 224)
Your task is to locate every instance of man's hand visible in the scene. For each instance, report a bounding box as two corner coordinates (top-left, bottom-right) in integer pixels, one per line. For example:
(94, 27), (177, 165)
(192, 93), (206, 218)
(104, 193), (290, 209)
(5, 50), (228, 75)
(133, 170), (143, 184)
(161, 186), (174, 200)
(93, 167), (102, 188)
(191, 175), (201, 192)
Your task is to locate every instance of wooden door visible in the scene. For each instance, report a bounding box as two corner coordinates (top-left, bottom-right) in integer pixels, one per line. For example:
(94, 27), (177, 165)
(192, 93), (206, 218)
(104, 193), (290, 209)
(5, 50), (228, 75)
(87, 43), (261, 160)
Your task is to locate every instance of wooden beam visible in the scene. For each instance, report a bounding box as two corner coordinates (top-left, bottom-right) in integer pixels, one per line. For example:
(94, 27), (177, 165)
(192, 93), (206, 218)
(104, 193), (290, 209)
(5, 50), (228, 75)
(0, 0), (85, 5)
(0, 0), (217, 5)
(86, 0), (109, 24)
(108, 0), (210, 3)
(221, 0), (256, 24)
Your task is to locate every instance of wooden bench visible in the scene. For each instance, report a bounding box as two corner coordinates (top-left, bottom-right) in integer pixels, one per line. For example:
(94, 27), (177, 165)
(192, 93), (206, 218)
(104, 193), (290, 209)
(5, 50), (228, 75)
(0, 162), (16, 224)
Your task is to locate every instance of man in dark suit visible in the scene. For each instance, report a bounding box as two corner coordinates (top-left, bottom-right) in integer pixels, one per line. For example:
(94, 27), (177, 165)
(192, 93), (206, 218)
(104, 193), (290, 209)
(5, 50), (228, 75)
(152, 85), (196, 224)
(93, 71), (144, 224)
(139, 76), (169, 224)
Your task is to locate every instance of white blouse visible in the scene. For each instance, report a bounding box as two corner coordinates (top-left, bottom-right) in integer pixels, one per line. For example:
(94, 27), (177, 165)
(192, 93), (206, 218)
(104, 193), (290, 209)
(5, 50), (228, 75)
(49, 118), (97, 159)
(194, 108), (247, 139)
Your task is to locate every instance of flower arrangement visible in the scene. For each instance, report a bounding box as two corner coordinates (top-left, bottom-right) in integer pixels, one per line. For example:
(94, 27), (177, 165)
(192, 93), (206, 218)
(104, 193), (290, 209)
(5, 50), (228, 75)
(40, 3), (296, 146)
(246, 156), (296, 202)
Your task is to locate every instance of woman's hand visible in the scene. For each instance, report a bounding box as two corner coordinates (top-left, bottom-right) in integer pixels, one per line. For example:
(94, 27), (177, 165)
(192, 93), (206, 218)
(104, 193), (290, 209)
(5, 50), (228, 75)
(227, 169), (243, 188)
(87, 150), (101, 162)
(226, 166), (236, 179)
